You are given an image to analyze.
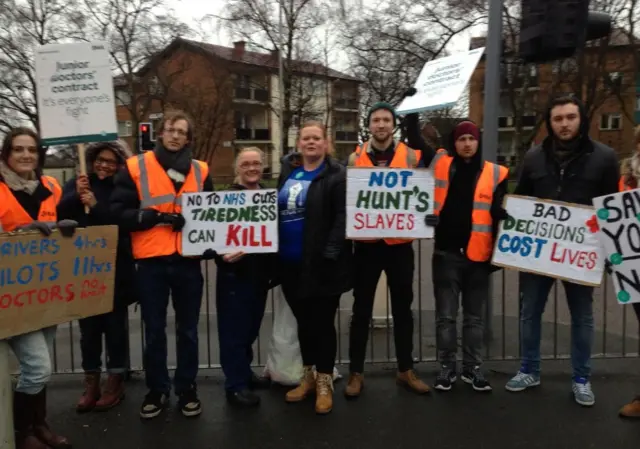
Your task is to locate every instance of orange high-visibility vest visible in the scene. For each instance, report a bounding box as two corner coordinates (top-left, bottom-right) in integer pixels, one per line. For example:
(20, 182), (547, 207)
(127, 151), (209, 260)
(353, 141), (419, 245)
(431, 149), (509, 262)
(0, 176), (61, 233)
(619, 176), (633, 191)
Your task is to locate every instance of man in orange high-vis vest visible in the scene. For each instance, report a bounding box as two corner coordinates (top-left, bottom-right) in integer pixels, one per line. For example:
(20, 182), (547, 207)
(422, 120), (509, 394)
(344, 102), (431, 398)
(110, 111), (214, 420)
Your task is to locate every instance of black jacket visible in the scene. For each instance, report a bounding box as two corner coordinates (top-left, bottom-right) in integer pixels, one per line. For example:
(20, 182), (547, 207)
(515, 99), (619, 204)
(406, 114), (508, 257)
(214, 183), (275, 290)
(276, 153), (352, 298)
(109, 150), (215, 260)
(58, 173), (136, 304)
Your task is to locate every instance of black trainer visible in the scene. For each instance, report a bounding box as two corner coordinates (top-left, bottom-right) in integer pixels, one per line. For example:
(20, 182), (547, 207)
(140, 391), (168, 419)
(179, 388), (202, 417)
(461, 367), (492, 392)
(226, 389), (261, 407)
(434, 366), (457, 391)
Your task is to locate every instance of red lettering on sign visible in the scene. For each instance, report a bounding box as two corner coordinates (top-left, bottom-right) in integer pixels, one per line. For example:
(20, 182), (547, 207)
(0, 284), (77, 310)
(226, 224), (241, 246)
(353, 212), (414, 230)
(550, 242), (598, 270)
(226, 224), (272, 247)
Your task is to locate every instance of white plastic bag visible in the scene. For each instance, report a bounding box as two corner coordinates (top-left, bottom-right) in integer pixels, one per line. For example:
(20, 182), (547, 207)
(263, 288), (304, 385)
(263, 288), (342, 385)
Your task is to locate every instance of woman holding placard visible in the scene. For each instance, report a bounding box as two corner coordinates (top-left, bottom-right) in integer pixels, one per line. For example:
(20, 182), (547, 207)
(277, 121), (352, 414)
(213, 147), (273, 407)
(617, 133), (640, 417)
(0, 127), (77, 449)
(58, 140), (135, 413)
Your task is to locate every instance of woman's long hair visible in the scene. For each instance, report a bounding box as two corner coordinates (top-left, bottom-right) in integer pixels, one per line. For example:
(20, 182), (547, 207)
(0, 127), (46, 170)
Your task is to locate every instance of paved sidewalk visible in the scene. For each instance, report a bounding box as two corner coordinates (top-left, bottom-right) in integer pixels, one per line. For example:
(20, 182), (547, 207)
(41, 359), (640, 449)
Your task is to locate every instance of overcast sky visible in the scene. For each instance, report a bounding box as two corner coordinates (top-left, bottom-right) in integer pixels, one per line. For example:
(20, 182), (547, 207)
(170, 0), (484, 72)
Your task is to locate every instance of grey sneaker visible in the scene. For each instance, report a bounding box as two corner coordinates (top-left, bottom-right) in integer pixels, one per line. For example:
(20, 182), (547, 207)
(505, 371), (540, 392)
(572, 377), (595, 407)
(434, 366), (457, 391)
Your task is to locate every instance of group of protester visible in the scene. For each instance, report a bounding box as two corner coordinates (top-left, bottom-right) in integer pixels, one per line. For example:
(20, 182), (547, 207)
(2, 89), (640, 449)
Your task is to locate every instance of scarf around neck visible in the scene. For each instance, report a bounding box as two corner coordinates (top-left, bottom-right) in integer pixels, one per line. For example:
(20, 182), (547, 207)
(0, 160), (39, 195)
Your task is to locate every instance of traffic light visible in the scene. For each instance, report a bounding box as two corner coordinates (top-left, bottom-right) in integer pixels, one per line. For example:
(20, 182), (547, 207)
(138, 122), (153, 152)
(519, 0), (612, 63)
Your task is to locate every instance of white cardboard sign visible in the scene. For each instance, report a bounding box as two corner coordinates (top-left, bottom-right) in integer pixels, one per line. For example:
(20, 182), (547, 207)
(396, 47), (485, 115)
(34, 41), (118, 146)
(491, 195), (605, 286)
(346, 168), (435, 239)
(181, 190), (279, 256)
(592, 189), (640, 304)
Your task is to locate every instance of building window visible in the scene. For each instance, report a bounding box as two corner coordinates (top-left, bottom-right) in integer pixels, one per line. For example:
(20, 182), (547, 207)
(236, 74), (251, 88)
(600, 113), (622, 130)
(115, 90), (131, 106)
(117, 120), (132, 137)
(605, 72), (622, 89)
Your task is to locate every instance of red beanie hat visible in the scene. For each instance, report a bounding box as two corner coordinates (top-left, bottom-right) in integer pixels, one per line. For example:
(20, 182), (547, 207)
(453, 121), (480, 141)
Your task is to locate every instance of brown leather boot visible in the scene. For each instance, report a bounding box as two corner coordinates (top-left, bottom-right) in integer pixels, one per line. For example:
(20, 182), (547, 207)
(13, 391), (49, 449)
(76, 372), (101, 413)
(285, 366), (315, 403)
(397, 369), (431, 394)
(344, 373), (364, 398)
(95, 374), (125, 411)
(315, 373), (333, 414)
(620, 396), (640, 418)
(33, 388), (71, 448)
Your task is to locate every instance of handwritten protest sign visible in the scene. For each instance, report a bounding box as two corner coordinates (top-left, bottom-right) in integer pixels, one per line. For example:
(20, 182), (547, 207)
(0, 226), (117, 340)
(346, 168), (435, 239)
(491, 195), (604, 286)
(396, 47), (484, 115)
(34, 41), (117, 146)
(181, 190), (278, 256)
(593, 189), (640, 304)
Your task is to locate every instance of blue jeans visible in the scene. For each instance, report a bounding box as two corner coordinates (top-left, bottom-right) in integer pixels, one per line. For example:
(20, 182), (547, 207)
(216, 269), (267, 392)
(519, 272), (594, 379)
(8, 326), (57, 394)
(137, 257), (203, 395)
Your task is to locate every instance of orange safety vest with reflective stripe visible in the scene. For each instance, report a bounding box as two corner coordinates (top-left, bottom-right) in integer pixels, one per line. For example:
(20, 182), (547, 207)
(127, 151), (209, 260)
(0, 176), (61, 233)
(431, 149), (509, 262)
(352, 141), (419, 245)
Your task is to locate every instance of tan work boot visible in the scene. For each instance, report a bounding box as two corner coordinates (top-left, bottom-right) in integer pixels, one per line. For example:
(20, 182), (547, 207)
(285, 366), (315, 403)
(315, 373), (334, 414)
(344, 373), (364, 398)
(397, 369), (431, 394)
(620, 396), (640, 418)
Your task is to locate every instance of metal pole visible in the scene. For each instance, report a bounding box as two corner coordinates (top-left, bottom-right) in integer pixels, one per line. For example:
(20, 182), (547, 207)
(278, 0), (285, 156)
(0, 341), (15, 449)
(481, 0), (502, 344)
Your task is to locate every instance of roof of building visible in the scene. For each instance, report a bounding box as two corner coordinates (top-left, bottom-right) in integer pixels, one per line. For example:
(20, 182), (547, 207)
(114, 37), (361, 86)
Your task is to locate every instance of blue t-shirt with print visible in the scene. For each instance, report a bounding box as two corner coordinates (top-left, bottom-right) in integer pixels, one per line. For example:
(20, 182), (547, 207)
(278, 163), (325, 261)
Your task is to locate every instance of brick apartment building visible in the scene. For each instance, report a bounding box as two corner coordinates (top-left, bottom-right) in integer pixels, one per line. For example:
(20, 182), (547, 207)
(113, 38), (362, 180)
(468, 30), (639, 167)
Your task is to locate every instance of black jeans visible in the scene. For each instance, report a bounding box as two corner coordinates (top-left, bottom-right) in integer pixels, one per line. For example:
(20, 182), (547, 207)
(349, 241), (415, 373)
(137, 257), (204, 396)
(79, 298), (129, 374)
(432, 251), (489, 370)
(216, 269), (267, 392)
(280, 261), (340, 375)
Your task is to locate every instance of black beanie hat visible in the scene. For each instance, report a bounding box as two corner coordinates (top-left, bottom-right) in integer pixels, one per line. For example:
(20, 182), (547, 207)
(367, 102), (397, 126)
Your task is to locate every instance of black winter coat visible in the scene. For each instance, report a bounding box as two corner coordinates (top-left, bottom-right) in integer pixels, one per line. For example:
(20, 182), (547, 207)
(58, 173), (137, 304)
(515, 99), (619, 204)
(276, 153), (352, 298)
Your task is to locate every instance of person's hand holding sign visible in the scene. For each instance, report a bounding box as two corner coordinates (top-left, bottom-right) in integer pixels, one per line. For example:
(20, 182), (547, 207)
(223, 251), (246, 263)
(76, 174), (90, 195)
(80, 191), (97, 208)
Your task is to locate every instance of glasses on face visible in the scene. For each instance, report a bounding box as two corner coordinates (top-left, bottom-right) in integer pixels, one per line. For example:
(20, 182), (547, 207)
(95, 157), (117, 167)
(164, 128), (188, 137)
(239, 161), (263, 170)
